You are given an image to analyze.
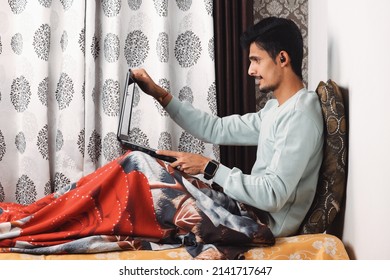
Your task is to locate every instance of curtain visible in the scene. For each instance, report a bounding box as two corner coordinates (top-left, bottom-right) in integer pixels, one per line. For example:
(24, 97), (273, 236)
(0, 0), (216, 204)
(213, 0), (256, 174)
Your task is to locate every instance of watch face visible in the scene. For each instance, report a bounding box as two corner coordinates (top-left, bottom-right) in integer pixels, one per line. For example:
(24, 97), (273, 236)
(204, 160), (219, 179)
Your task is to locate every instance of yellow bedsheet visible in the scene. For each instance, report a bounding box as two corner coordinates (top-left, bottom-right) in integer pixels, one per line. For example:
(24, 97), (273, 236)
(0, 234), (349, 260)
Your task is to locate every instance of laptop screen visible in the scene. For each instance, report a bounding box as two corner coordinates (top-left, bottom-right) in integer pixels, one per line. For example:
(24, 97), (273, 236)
(117, 70), (134, 141)
(117, 69), (176, 163)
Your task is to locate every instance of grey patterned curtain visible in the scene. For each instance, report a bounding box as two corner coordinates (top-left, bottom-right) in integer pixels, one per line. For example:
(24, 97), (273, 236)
(0, 0), (217, 203)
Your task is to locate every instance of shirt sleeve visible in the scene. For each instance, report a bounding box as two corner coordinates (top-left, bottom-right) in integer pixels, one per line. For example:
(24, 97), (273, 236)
(165, 96), (260, 145)
(215, 110), (322, 212)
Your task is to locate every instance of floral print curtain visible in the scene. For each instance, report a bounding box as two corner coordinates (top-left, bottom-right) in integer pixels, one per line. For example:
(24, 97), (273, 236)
(0, 0), (216, 204)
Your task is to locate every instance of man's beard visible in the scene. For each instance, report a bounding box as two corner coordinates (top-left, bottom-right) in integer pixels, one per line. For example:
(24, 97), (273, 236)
(258, 78), (280, 94)
(259, 85), (275, 94)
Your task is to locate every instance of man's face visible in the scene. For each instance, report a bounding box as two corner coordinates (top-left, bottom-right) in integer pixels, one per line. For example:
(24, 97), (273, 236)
(247, 43), (281, 94)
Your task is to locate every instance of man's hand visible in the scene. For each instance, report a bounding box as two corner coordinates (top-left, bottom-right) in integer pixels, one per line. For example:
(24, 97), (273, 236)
(131, 68), (158, 96)
(156, 150), (210, 175)
(131, 68), (172, 106)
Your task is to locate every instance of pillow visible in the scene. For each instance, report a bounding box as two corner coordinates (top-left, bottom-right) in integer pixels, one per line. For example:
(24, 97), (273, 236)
(298, 80), (348, 234)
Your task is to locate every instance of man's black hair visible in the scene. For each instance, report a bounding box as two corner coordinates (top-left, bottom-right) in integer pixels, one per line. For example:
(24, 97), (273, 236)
(240, 17), (304, 80)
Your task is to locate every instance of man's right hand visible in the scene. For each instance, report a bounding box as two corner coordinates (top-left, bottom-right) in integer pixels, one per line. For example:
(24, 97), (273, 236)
(131, 68), (172, 107)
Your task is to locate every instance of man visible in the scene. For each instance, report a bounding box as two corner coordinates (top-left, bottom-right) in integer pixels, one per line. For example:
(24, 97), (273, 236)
(132, 17), (323, 237)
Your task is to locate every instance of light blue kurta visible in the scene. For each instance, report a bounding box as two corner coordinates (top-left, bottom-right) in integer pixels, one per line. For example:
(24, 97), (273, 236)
(165, 88), (324, 237)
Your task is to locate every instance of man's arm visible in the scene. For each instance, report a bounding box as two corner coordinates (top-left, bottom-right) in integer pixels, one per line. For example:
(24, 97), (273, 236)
(132, 68), (261, 145)
(165, 96), (260, 145)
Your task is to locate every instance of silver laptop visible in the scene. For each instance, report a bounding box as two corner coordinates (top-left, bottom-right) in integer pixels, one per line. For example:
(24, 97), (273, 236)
(117, 69), (176, 163)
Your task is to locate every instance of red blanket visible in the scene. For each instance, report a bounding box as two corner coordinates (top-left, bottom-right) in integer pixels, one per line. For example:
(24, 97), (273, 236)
(0, 151), (274, 259)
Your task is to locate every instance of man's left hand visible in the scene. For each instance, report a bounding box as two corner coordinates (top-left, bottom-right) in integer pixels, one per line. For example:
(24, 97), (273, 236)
(156, 150), (209, 175)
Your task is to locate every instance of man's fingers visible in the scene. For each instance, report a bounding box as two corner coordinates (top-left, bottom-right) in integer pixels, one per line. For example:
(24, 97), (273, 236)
(156, 150), (182, 168)
(157, 150), (186, 171)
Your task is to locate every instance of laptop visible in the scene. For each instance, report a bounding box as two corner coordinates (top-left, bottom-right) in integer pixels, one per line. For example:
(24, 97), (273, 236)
(117, 69), (176, 163)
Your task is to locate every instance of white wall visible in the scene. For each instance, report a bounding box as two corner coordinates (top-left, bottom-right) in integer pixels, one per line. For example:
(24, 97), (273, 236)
(309, 0), (390, 259)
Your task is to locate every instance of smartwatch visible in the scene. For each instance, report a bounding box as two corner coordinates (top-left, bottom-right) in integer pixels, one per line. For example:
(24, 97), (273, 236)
(203, 159), (220, 180)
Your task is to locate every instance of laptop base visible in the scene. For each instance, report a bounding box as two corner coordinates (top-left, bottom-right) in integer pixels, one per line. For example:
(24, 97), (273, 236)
(120, 140), (176, 163)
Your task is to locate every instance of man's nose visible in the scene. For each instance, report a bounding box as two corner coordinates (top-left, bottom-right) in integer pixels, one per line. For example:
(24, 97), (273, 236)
(248, 63), (256, 76)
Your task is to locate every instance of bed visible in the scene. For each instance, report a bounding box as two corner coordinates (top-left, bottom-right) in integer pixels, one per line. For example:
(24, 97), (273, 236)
(0, 234), (348, 260)
(0, 80), (349, 260)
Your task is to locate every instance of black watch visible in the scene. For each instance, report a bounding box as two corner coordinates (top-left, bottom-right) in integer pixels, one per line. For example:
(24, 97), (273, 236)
(203, 159), (220, 180)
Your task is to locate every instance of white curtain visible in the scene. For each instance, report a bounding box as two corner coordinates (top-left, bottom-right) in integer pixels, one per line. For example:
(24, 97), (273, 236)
(0, 0), (217, 204)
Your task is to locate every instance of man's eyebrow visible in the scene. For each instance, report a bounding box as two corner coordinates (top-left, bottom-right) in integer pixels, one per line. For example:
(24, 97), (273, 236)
(249, 55), (260, 60)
